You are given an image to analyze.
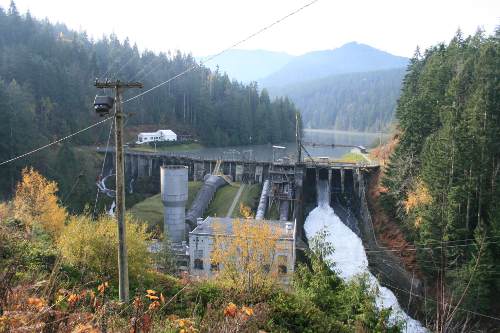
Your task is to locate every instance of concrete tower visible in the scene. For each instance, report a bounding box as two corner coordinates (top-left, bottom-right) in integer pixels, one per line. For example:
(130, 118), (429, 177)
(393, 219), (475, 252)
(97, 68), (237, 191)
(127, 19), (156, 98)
(160, 165), (188, 243)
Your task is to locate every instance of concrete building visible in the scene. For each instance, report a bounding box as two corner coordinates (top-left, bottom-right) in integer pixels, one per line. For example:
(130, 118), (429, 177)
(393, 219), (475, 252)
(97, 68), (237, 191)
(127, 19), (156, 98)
(188, 217), (296, 285)
(137, 129), (177, 144)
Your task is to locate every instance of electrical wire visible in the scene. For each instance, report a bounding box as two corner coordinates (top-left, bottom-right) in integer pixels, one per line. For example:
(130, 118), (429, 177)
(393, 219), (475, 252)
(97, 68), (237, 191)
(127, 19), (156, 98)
(363, 241), (498, 254)
(122, 0), (320, 104)
(101, 50), (136, 80)
(93, 117), (115, 217)
(128, 56), (164, 83)
(0, 116), (113, 166)
(0, 0), (320, 166)
(380, 280), (500, 322)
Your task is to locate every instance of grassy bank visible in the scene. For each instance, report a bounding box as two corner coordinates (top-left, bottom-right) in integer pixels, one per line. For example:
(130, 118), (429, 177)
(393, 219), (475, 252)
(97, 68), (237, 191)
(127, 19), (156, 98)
(205, 184), (240, 218)
(129, 181), (202, 231)
(231, 183), (262, 218)
(129, 142), (203, 153)
(334, 152), (369, 163)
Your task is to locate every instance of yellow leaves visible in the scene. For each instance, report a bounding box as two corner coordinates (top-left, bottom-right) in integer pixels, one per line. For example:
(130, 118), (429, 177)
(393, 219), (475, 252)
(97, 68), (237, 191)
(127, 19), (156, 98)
(404, 180), (432, 214)
(415, 216), (423, 228)
(223, 303), (255, 324)
(58, 214), (151, 284)
(27, 297), (46, 309)
(133, 296), (143, 309)
(97, 282), (109, 295)
(241, 305), (254, 317)
(403, 180), (432, 229)
(148, 301), (160, 311)
(145, 289), (159, 301)
(0, 315), (10, 332)
(173, 318), (197, 333)
(67, 293), (79, 306)
(239, 203), (254, 219)
(211, 218), (281, 291)
(160, 292), (166, 304)
(223, 302), (238, 317)
(13, 167), (67, 237)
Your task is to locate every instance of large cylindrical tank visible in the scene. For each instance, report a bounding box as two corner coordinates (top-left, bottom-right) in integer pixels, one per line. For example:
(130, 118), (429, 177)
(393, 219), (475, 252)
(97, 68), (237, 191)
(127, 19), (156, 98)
(161, 165), (188, 243)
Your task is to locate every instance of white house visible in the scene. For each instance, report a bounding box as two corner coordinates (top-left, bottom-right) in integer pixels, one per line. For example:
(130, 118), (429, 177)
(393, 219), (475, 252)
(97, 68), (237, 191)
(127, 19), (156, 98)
(136, 130), (177, 144)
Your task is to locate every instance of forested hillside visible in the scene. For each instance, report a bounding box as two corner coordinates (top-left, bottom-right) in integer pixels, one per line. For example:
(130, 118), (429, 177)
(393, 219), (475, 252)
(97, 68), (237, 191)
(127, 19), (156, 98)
(270, 68), (405, 131)
(381, 30), (499, 329)
(0, 3), (297, 204)
(260, 42), (408, 88)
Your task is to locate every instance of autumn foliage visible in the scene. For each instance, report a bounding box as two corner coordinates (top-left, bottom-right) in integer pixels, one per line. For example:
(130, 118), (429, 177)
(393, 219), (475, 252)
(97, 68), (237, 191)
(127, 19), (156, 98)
(58, 213), (151, 285)
(403, 180), (432, 214)
(210, 219), (283, 292)
(13, 167), (67, 236)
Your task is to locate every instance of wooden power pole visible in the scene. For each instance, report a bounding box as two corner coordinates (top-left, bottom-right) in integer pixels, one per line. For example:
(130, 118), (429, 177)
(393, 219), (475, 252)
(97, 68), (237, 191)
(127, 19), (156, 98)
(94, 80), (143, 302)
(296, 112), (302, 163)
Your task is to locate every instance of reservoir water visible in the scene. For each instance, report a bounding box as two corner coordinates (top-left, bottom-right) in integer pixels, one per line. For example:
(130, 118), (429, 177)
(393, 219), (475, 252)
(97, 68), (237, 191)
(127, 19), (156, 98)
(304, 180), (427, 333)
(175, 129), (386, 161)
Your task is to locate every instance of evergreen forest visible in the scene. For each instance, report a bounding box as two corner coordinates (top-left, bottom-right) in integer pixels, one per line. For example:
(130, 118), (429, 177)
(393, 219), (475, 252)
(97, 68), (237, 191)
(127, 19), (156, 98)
(382, 29), (500, 329)
(270, 68), (405, 131)
(0, 3), (298, 203)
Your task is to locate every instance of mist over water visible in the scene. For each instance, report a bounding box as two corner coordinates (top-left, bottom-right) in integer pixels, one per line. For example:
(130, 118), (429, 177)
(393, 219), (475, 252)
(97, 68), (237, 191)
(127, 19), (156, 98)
(304, 180), (427, 332)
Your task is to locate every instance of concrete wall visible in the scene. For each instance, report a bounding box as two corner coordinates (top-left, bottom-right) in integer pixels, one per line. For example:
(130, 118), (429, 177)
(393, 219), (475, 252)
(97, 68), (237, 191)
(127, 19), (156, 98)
(188, 232), (295, 285)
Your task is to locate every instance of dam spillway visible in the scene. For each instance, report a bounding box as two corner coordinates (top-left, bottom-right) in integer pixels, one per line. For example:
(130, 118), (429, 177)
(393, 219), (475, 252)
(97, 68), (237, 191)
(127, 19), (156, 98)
(304, 180), (427, 332)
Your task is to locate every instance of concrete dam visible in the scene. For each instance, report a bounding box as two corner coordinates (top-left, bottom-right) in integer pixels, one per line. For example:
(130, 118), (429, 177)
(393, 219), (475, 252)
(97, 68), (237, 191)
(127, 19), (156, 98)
(98, 148), (424, 320)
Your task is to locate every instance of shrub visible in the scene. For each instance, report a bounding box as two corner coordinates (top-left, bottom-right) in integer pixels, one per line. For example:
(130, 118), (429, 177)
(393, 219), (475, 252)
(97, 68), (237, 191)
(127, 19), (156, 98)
(13, 167), (67, 237)
(268, 291), (332, 333)
(58, 214), (152, 286)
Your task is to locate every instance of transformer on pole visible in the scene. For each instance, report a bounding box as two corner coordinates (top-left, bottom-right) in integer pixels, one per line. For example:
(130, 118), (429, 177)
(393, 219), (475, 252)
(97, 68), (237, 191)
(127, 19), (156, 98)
(94, 79), (143, 302)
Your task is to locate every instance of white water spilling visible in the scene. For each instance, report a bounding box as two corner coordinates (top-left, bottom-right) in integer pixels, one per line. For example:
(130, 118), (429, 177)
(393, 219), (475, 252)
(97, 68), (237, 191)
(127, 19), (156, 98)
(304, 180), (427, 332)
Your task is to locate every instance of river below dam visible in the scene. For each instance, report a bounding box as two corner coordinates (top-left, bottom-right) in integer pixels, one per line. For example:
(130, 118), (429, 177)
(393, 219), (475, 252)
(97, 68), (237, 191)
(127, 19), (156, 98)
(304, 180), (427, 332)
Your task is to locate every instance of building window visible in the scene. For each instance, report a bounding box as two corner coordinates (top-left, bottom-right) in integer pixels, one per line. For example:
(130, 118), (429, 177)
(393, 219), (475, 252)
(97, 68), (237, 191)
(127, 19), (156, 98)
(262, 264), (270, 273)
(194, 259), (204, 270)
(278, 255), (288, 274)
(210, 263), (219, 271)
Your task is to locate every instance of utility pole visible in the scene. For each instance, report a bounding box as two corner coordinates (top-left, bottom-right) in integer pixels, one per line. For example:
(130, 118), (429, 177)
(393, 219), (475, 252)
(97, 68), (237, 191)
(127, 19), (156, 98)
(94, 80), (143, 302)
(296, 112), (302, 163)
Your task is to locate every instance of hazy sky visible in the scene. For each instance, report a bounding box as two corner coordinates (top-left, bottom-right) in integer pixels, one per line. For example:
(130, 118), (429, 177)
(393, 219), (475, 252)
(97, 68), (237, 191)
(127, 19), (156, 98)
(1, 0), (498, 57)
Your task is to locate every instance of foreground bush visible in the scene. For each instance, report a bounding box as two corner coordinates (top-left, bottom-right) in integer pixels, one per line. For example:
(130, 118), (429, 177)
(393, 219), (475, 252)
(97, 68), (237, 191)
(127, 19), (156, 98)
(13, 167), (67, 237)
(58, 214), (152, 286)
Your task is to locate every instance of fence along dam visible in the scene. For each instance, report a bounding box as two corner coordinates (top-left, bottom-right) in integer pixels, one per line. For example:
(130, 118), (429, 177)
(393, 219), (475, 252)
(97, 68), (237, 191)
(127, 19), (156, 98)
(98, 148), (426, 327)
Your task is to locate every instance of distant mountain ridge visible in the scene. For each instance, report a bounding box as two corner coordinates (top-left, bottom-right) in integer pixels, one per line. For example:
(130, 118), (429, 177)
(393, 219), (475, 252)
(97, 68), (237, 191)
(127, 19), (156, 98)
(198, 49), (293, 83)
(259, 42), (408, 87)
(199, 43), (409, 132)
(269, 68), (406, 132)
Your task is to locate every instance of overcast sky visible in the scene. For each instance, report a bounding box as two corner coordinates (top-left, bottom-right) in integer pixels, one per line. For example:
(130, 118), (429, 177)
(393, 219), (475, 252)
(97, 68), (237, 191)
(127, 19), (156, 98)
(1, 0), (498, 57)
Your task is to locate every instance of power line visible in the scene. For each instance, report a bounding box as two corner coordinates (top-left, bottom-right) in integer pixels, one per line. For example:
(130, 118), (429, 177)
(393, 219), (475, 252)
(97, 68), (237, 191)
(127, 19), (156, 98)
(101, 51), (136, 80)
(123, 0), (320, 104)
(93, 117), (115, 217)
(0, 0), (320, 166)
(0, 116), (113, 166)
(380, 280), (500, 322)
(363, 241), (499, 254)
(128, 56), (164, 83)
